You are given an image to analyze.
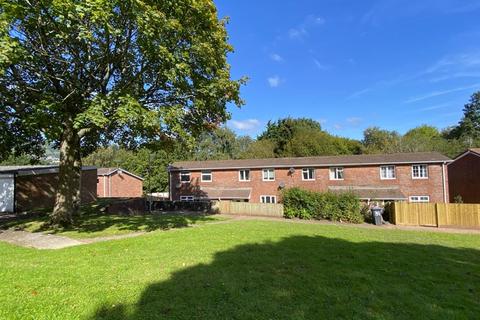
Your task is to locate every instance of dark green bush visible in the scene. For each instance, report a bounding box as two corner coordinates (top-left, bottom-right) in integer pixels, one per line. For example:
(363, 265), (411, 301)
(281, 188), (363, 223)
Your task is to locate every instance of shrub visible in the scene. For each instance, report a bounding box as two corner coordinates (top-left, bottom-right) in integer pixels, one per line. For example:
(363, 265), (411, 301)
(281, 188), (363, 223)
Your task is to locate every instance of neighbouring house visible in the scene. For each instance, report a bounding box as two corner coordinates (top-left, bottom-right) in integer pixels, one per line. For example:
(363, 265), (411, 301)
(168, 152), (451, 204)
(97, 168), (144, 198)
(0, 166), (97, 213)
(448, 148), (480, 203)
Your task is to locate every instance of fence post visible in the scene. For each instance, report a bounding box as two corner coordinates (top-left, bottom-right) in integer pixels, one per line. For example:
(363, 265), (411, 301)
(435, 203), (439, 228)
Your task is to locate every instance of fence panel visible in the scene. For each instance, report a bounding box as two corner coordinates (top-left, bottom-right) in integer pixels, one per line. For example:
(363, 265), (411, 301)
(392, 202), (480, 229)
(213, 200), (284, 217)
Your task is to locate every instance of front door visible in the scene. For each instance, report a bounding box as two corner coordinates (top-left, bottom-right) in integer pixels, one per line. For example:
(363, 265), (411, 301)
(0, 175), (14, 213)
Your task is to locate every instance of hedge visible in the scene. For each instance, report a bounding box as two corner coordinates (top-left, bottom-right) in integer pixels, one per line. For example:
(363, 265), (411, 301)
(282, 188), (363, 223)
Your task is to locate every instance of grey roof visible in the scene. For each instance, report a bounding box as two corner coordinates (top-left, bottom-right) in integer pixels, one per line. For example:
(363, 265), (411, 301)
(199, 187), (251, 200)
(0, 165), (96, 175)
(170, 152), (452, 171)
(97, 168), (144, 181)
(328, 186), (407, 200)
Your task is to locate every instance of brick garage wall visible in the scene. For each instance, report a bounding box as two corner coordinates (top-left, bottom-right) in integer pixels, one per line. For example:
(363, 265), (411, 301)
(171, 163), (448, 203)
(97, 172), (143, 198)
(16, 169), (97, 212)
(448, 153), (480, 203)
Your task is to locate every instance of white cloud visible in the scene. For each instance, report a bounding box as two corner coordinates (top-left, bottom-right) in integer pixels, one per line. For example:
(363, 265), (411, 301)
(288, 15), (326, 40)
(405, 83), (480, 103)
(313, 59), (329, 70)
(333, 124), (343, 130)
(230, 119), (261, 131)
(270, 53), (284, 62)
(267, 76), (282, 88)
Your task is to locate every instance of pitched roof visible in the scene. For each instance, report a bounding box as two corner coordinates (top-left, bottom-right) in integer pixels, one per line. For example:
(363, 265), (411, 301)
(469, 148), (480, 156)
(328, 186), (407, 200)
(97, 168), (144, 180)
(170, 152), (451, 171)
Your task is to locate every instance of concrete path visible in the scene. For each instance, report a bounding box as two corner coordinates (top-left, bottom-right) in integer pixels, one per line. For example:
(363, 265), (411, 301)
(0, 229), (84, 249)
(0, 229), (147, 249)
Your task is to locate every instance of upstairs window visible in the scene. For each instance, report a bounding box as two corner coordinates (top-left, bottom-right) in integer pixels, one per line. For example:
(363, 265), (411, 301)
(412, 165), (428, 179)
(380, 166), (396, 180)
(262, 169), (275, 181)
(302, 168), (315, 180)
(239, 169), (250, 181)
(201, 170), (212, 182)
(329, 167), (344, 180)
(180, 171), (191, 183)
(260, 195), (277, 204)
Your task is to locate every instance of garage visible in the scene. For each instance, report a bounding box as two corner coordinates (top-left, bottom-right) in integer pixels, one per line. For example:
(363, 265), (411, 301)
(0, 174), (15, 213)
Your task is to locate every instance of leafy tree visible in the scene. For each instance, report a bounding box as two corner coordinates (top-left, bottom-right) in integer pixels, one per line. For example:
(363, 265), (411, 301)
(193, 127), (252, 160)
(449, 91), (480, 146)
(0, 0), (244, 225)
(239, 139), (276, 159)
(362, 127), (402, 154)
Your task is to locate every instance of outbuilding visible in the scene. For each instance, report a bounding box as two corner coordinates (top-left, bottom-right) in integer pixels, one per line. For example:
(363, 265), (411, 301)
(97, 168), (144, 198)
(448, 148), (480, 203)
(0, 166), (97, 213)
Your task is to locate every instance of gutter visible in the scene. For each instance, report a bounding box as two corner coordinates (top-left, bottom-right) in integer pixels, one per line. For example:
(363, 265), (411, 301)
(442, 161), (448, 203)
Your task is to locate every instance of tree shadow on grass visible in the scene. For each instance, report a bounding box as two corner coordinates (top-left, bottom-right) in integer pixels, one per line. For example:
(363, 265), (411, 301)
(91, 235), (480, 319)
(0, 212), (219, 235)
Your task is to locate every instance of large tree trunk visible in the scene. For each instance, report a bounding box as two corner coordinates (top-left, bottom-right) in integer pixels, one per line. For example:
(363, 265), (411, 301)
(50, 119), (82, 226)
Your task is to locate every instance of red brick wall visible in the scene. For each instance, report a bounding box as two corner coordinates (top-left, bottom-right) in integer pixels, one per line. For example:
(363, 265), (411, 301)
(171, 163), (448, 203)
(448, 153), (480, 203)
(97, 172), (143, 198)
(16, 169), (97, 212)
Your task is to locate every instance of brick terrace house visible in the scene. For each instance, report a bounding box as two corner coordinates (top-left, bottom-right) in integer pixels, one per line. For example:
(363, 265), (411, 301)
(0, 165), (97, 213)
(169, 152), (451, 204)
(97, 168), (144, 198)
(448, 148), (480, 203)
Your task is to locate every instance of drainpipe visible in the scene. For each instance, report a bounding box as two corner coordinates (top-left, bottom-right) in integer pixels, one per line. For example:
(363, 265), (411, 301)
(442, 162), (448, 203)
(168, 166), (172, 201)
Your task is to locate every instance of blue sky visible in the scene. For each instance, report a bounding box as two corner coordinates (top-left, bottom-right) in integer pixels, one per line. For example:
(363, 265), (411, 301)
(215, 0), (480, 139)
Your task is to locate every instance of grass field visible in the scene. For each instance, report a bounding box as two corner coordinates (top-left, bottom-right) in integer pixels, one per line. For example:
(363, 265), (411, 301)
(0, 213), (223, 238)
(0, 219), (479, 319)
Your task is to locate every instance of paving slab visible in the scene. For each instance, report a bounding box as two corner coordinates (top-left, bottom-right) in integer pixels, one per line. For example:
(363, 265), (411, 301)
(0, 230), (83, 249)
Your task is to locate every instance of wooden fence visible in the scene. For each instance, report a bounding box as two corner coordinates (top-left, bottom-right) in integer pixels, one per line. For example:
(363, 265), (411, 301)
(391, 202), (480, 228)
(212, 200), (284, 217)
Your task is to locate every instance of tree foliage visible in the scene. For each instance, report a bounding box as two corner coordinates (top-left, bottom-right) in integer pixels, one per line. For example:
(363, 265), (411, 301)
(0, 0), (244, 224)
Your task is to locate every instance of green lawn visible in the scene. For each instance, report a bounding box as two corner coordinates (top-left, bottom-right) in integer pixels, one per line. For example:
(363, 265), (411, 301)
(0, 219), (479, 319)
(0, 213), (223, 239)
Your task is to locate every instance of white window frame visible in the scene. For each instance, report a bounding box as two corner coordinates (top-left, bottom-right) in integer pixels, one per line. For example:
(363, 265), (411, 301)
(201, 170), (212, 183)
(329, 167), (344, 180)
(260, 195), (277, 204)
(239, 169), (250, 182)
(380, 165), (396, 180)
(180, 171), (191, 183)
(302, 168), (315, 181)
(262, 168), (275, 181)
(180, 196), (194, 202)
(409, 196), (430, 203)
(412, 164), (428, 179)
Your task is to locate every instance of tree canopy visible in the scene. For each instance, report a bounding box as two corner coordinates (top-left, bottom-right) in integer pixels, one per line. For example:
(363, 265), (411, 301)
(0, 0), (244, 225)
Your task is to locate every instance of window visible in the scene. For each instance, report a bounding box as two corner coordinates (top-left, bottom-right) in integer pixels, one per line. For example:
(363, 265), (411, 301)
(180, 171), (191, 183)
(412, 165), (428, 179)
(380, 166), (396, 179)
(239, 169), (250, 181)
(262, 169), (275, 181)
(409, 196), (430, 203)
(260, 195), (277, 204)
(180, 196), (194, 201)
(302, 168), (315, 181)
(201, 170), (212, 182)
(329, 167), (344, 180)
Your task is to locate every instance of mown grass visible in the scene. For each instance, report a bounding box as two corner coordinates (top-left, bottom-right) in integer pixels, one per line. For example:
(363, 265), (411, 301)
(0, 213), (224, 239)
(0, 220), (479, 319)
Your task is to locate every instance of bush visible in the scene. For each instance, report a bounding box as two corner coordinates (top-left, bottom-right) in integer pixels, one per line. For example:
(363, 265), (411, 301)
(281, 188), (363, 223)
